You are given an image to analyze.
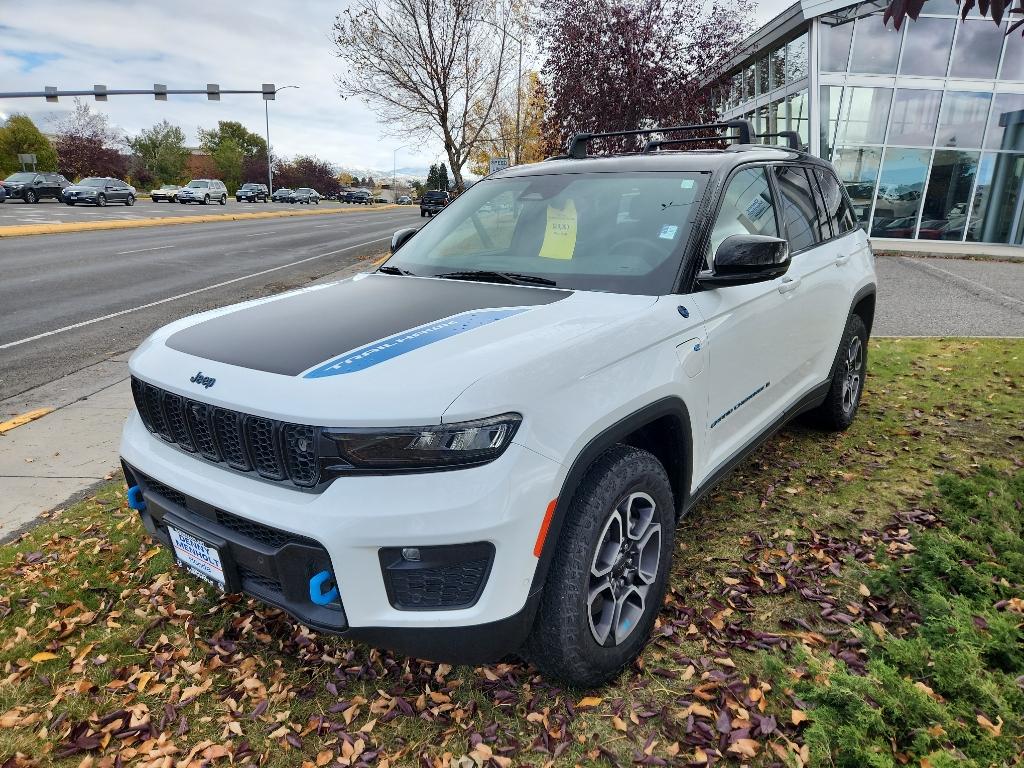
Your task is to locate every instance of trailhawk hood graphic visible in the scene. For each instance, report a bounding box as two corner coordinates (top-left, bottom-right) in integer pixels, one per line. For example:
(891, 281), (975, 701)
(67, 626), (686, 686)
(166, 274), (570, 376)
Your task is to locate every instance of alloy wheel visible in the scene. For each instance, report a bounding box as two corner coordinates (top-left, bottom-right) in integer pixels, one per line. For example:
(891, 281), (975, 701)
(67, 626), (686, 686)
(841, 336), (863, 414)
(587, 492), (662, 647)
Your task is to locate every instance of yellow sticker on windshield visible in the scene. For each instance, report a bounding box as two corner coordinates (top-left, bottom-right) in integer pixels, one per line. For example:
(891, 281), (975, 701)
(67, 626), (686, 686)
(538, 199), (577, 260)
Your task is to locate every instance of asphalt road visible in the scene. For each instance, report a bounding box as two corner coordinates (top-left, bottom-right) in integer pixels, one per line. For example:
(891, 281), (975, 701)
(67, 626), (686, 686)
(872, 256), (1024, 337)
(0, 207), (420, 400)
(0, 197), (387, 227)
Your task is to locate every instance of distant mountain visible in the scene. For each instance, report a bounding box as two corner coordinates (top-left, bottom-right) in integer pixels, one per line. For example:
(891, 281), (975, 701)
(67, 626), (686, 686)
(337, 164), (427, 184)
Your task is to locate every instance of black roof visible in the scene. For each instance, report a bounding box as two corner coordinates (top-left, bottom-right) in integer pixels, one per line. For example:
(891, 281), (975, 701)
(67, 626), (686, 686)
(492, 145), (830, 180)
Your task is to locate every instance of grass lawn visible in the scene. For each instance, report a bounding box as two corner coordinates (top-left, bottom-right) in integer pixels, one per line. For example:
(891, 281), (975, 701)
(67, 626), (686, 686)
(1, 338), (1021, 768)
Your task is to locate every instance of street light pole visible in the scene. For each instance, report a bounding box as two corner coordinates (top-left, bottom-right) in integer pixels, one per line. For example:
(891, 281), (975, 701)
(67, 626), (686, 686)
(393, 144), (412, 203)
(264, 84), (299, 195)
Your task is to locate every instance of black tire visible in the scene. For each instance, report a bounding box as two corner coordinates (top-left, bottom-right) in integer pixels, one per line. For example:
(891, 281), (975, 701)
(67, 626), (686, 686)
(420, 210), (426, 217)
(66, 201), (75, 206)
(525, 445), (675, 687)
(25, 190), (37, 204)
(220, 195), (226, 205)
(806, 313), (868, 431)
(97, 194), (107, 207)
(202, 194), (210, 205)
(126, 194), (135, 206)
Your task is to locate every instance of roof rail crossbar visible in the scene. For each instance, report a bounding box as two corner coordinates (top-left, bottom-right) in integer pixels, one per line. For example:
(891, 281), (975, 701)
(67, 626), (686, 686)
(757, 130), (803, 150)
(642, 134), (740, 152)
(566, 119), (754, 158)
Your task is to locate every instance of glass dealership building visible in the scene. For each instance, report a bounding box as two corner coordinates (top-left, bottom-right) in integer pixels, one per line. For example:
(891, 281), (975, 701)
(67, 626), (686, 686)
(710, 0), (1024, 246)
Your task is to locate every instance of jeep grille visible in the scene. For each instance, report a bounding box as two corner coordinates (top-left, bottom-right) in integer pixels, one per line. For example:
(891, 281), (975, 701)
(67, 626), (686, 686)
(130, 377), (320, 488)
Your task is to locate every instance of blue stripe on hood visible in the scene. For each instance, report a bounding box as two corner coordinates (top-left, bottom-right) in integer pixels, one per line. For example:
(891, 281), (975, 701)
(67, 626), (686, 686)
(303, 307), (529, 377)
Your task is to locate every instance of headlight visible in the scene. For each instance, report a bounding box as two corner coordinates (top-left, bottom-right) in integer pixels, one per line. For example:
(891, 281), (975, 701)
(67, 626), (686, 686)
(322, 414), (521, 471)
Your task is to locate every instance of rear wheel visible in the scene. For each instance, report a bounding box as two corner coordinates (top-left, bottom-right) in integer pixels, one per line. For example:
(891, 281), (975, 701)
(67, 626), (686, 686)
(526, 445), (675, 687)
(806, 314), (868, 431)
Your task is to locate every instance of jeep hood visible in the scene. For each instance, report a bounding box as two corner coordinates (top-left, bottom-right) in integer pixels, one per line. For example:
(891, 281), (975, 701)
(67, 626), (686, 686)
(130, 273), (656, 426)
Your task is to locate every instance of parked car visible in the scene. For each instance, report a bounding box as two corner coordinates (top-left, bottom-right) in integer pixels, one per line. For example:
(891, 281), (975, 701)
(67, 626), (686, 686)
(397, 195), (412, 205)
(344, 190), (373, 205)
(271, 188), (294, 203)
(237, 183), (269, 203)
(150, 184), (181, 203)
(288, 188), (321, 204)
(120, 122), (876, 686)
(2, 172), (70, 203)
(420, 190), (451, 217)
(0, 185), (6, 203)
(178, 179), (228, 205)
(63, 177), (136, 206)
(374, 195), (388, 203)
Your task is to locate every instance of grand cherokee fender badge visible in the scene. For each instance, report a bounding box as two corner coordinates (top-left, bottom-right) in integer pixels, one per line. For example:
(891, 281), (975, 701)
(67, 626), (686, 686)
(189, 371), (216, 389)
(303, 308), (529, 378)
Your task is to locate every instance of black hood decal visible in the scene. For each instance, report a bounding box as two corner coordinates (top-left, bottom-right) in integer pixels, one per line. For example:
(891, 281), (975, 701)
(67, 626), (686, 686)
(166, 274), (571, 376)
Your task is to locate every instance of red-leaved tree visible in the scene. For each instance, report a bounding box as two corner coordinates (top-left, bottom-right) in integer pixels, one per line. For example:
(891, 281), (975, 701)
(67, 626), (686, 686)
(273, 156), (341, 197)
(52, 99), (128, 181)
(539, 0), (751, 156)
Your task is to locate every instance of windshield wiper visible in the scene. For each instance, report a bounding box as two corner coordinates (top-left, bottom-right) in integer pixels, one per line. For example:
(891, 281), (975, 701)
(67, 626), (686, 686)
(435, 270), (557, 287)
(378, 265), (416, 276)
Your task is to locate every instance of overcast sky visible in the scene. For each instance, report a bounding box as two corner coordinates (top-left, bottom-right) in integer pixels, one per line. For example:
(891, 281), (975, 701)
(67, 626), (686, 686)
(1, 0), (793, 175)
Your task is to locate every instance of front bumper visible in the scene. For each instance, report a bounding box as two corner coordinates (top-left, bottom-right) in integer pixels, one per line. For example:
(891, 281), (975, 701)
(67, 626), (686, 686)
(119, 412), (561, 659)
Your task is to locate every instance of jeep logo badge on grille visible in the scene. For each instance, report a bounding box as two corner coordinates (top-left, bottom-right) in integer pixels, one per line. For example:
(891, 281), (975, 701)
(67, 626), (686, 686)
(189, 371), (216, 389)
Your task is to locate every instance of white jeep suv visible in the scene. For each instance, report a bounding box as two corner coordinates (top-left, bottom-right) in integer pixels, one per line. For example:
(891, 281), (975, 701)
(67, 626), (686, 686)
(121, 123), (876, 686)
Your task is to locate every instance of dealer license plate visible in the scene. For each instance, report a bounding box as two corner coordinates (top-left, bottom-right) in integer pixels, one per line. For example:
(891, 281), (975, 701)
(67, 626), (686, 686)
(167, 525), (226, 590)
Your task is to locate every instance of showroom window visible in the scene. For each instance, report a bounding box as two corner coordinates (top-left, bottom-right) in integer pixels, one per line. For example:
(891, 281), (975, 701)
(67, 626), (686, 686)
(1000, 31), (1023, 81)
(834, 87), (893, 145)
(985, 94), (1024, 152)
(898, 17), (955, 77)
(920, 150), (979, 240)
(967, 153), (1024, 244)
(820, 18), (855, 72)
(832, 146), (883, 226)
(787, 33), (809, 82)
(789, 90), (810, 145)
(936, 91), (992, 148)
(869, 147), (931, 238)
(757, 56), (770, 96)
(949, 20), (1005, 79)
(888, 90), (943, 146)
(770, 45), (787, 90)
(849, 13), (903, 74)
(820, 86), (844, 159)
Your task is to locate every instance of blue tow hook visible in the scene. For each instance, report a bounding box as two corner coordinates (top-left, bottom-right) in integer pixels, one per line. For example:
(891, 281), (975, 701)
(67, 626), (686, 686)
(309, 570), (339, 605)
(126, 485), (146, 511)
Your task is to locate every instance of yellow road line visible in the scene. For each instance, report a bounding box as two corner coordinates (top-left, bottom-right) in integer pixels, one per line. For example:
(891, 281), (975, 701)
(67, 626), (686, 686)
(0, 205), (401, 239)
(0, 407), (54, 435)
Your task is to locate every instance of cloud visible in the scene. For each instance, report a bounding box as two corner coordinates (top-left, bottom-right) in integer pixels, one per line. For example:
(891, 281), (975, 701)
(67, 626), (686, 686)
(0, 1), (442, 173)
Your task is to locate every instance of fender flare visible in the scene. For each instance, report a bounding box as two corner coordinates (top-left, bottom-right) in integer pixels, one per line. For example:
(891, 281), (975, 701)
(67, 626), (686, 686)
(825, 283), (877, 383)
(527, 396), (693, 599)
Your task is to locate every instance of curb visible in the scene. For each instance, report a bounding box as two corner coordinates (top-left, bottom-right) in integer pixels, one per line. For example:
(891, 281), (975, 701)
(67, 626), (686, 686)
(0, 204), (401, 238)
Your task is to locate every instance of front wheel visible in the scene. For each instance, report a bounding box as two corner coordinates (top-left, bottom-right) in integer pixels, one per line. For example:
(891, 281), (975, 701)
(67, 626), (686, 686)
(66, 201), (75, 206)
(203, 195), (210, 205)
(525, 445), (675, 687)
(220, 195), (226, 205)
(126, 194), (135, 206)
(25, 190), (37, 204)
(806, 313), (868, 431)
(97, 194), (107, 207)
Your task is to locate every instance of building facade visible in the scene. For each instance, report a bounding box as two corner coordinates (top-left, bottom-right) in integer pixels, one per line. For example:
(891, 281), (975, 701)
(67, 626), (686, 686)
(711, 0), (1024, 246)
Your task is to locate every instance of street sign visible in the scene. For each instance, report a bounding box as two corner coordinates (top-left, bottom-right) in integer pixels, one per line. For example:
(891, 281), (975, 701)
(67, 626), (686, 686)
(489, 157), (509, 174)
(17, 153), (36, 171)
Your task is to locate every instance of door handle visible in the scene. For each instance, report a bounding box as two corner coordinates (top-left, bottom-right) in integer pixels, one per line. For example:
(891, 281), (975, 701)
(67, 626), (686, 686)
(835, 253), (851, 266)
(778, 276), (801, 294)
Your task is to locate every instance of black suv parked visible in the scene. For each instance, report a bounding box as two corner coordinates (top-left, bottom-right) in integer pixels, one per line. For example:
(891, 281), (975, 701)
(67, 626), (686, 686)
(420, 190), (450, 217)
(2, 172), (70, 203)
(237, 183), (269, 202)
(63, 177), (136, 206)
(343, 190), (373, 205)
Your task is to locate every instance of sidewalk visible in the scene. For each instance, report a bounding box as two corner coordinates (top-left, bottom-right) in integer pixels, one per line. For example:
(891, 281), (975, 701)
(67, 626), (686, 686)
(0, 258), (378, 541)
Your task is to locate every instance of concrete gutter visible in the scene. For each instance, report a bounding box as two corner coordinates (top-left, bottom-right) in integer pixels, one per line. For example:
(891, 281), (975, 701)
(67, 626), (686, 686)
(0, 204), (400, 238)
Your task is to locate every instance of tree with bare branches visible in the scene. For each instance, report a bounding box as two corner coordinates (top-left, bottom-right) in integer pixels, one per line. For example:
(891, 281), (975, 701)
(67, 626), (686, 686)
(332, 0), (516, 191)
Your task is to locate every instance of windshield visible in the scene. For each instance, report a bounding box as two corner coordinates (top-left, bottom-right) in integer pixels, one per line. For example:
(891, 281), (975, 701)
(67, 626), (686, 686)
(424, 192), (447, 200)
(159, 184), (179, 189)
(5, 173), (35, 183)
(80, 178), (106, 187)
(240, 184), (256, 189)
(384, 172), (707, 295)
(186, 181), (209, 188)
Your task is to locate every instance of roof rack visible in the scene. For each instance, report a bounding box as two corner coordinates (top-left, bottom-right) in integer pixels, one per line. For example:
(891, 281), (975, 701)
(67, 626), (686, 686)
(642, 134), (741, 152)
(566, 120), (755, 159)
(757, 130), (803, 150)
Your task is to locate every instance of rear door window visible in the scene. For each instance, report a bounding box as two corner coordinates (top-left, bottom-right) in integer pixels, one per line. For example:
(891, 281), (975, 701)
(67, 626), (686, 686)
(813, 167), (857, 236)
(773, 165), (823, 252)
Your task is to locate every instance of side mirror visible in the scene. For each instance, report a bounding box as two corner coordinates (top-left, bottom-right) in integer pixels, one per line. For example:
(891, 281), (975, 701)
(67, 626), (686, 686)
(34, 179), (43, 185)
(391, 227), (418, 254)
(697, 234), (790, 289)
